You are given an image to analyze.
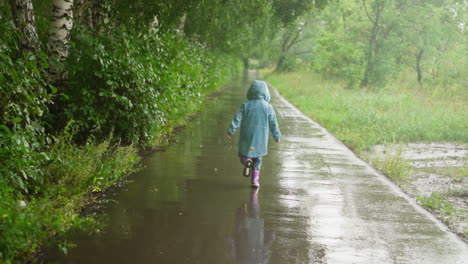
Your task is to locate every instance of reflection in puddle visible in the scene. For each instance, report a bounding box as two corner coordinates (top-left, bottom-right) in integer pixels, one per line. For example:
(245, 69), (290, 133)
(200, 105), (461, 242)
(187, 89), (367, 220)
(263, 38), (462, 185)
(230, 189), (275, 264)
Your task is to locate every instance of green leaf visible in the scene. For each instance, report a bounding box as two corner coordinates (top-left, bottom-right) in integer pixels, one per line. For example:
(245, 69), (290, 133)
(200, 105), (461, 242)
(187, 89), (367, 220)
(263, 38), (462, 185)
(39, 152), (50, 161)
(41, 60), (49, 69)
(50, 86), (58, 94)
(0, 125), (11, 134)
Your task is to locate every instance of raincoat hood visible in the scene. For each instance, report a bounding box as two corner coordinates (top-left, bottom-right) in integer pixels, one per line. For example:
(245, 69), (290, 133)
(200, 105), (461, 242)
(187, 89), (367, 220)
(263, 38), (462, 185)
(247, 80), (270, 102)
(228, 80), (281, 157)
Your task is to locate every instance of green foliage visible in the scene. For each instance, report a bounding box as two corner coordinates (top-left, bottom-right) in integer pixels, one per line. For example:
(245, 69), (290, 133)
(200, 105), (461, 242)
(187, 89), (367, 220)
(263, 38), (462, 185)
(283, 0), (466, 89)
(0, 13), (52, 193)
(45, 126), (140, 194)
(265, 71), (468, 152)
(185, 0), (275, 57)
(1, 1), (243, 262)
(418, 192), (456, 216)
(0, 181), (100, 263)
(312, 32), (365, 86)
(272, 0), (316, 25)
(368, 145), (412, 183)
(420, 167), (468, 180)
(0, 127), (140, 263)
(58, 27), (238, 146)
(98, 0), (318, 64)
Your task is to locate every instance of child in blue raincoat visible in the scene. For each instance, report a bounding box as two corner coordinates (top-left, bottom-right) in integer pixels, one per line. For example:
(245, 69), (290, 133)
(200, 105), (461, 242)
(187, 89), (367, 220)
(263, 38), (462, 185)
(226, 80), (281, 188)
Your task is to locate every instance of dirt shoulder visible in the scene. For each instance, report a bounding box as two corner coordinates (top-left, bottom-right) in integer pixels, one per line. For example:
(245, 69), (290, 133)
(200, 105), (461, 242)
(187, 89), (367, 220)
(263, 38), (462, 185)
(368, 142), (467, 242)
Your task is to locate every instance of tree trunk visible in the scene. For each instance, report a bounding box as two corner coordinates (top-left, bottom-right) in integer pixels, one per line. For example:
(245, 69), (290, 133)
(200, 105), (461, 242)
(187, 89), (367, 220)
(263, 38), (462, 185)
(176, 13), (187, 36)
(360, 0), (383, 88)
(360, 24), (378, 88)
(416, 49), (424, 85)
(276, 55), (286, 71)
(48, 0), (74, 84)
(74, 0), (90, 26)
(149, 15), (159, 33)
(91, 0), (109, 32)
(274, 20), (307, 72)
(10, 0), (39, 53)
(242, 58), (249, 69)
(74, 0), (86, 18)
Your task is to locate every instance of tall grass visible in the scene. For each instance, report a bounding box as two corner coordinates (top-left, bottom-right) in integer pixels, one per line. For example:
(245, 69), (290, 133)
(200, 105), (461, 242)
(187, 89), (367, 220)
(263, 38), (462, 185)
(265, 71), (468, 152)
(0, 134), (140, 263)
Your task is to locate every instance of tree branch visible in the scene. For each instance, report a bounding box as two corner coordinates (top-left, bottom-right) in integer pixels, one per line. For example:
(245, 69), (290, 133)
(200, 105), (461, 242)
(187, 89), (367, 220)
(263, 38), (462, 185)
(286, 21), (308, 52)
(361, 0), (375, 25)
(281, 30), (292, 52)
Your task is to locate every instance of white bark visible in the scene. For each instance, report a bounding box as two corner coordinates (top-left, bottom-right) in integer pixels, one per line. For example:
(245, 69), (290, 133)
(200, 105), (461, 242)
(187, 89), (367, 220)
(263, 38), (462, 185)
(149, 15), (159, 33)
(10, 0), (39, 52)
(48, 0), (74, 83)
(176, 13), (187, 36)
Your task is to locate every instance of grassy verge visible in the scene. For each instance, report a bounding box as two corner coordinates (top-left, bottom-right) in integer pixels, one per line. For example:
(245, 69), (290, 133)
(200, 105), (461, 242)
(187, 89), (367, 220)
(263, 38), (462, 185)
(264, 69), (467, 238)
(264, 70), (467, 153)
(417, 192), (467, 238)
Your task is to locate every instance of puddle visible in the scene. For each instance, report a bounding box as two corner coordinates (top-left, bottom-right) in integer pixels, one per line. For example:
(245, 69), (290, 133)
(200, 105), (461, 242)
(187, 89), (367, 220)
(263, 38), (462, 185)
(370, 142), (468, 241)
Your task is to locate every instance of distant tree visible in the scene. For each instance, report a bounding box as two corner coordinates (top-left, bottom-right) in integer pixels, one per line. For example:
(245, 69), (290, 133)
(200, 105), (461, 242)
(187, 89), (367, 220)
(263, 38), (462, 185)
(275, 17), (312, 71)
(360, 0), (387, 87)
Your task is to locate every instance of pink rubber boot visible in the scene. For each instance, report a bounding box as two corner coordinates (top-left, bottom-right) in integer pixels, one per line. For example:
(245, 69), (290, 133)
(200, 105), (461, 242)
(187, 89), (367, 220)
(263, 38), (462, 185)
(251, 170), (260, 188)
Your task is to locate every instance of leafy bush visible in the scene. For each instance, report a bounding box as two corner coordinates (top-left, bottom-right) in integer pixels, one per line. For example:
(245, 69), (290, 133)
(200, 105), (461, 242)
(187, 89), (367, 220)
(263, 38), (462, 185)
(0, 128), (140, 263)
(311, 32), (365, 88)
(59, 27), (239, 146)
(0, 15), (52, 193)
(0, 6), (240, 262)
(0, 181), (101, 263)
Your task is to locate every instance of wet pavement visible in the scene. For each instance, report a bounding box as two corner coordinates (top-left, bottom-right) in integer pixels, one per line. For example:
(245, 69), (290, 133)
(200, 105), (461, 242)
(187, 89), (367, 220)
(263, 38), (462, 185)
(45, 71), (468, 264)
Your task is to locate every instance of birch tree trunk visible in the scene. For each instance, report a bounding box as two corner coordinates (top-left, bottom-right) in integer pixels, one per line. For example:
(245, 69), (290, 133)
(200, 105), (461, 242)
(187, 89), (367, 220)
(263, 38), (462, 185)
(176, 13), (187, 36)
(149, 15), (159, 33)
(48, 0), (74, 84)
(74, 0), (88, 22)
(10, 0), (39, 53)
(91, 0), (109, 32)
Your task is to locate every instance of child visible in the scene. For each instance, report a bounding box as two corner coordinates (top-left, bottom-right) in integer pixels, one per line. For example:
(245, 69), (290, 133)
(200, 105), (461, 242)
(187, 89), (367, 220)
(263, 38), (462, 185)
(226, 80), (281, 188)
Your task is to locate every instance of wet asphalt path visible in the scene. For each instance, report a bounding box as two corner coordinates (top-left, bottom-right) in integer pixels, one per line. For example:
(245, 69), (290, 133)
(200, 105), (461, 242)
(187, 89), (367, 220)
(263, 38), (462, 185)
(45, 71), (468, 264)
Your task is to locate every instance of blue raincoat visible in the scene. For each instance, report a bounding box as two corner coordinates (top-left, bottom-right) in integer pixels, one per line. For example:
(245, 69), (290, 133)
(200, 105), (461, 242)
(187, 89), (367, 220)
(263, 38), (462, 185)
(228, 80), (281, 158)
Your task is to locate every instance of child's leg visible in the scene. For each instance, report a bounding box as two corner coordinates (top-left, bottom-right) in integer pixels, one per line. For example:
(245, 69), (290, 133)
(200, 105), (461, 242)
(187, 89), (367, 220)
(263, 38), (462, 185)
(240, 156), (253, 177)
(252, 157), (262, 170)
(240, 156), (252, 166)
(251, 157), (262, 188)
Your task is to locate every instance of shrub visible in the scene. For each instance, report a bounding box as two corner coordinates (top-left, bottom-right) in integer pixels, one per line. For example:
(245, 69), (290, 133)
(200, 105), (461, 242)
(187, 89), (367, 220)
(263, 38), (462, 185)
(0, 128), (140, 264)
(0, 181), (100, 263)
(58, 27), (239, 147)
(44, 126), (140, 194)
(368, 145), (412, 184)
(0, 15), (52, 193)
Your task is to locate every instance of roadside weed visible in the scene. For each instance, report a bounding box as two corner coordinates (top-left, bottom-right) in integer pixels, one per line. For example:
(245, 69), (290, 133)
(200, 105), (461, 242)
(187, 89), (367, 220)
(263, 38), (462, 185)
(368, 145), (412, 184)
